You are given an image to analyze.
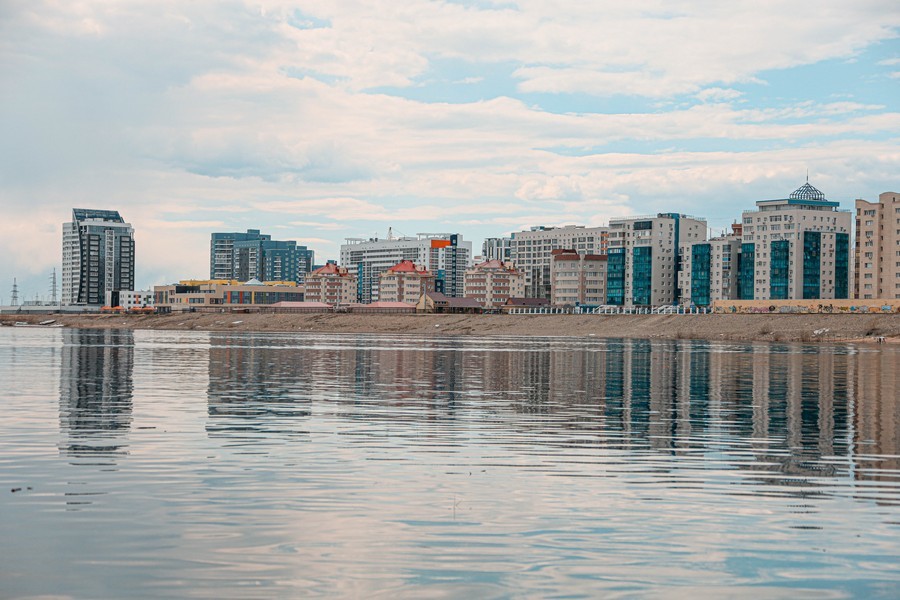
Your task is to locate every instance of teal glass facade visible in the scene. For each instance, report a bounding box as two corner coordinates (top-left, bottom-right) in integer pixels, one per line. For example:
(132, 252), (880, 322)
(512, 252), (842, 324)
(802, 232), (821, 299)
(835, 233), (849, 299)
(690, 244), (712, 306)
(606, 248), (625, 305)
(632, 247), (652, 306)
(739, 243), (755, 300)
(770, 240), (790, 300)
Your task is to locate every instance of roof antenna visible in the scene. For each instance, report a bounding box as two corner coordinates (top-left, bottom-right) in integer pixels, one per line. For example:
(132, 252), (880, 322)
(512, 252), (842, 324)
(806, 168), (809, 183)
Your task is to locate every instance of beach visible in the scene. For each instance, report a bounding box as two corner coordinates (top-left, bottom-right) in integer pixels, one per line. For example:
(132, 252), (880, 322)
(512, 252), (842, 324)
(2, 312), (898, 343)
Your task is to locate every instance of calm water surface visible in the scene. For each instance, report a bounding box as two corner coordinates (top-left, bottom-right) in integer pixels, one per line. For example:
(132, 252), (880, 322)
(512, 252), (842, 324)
(1, 327), (899, 598)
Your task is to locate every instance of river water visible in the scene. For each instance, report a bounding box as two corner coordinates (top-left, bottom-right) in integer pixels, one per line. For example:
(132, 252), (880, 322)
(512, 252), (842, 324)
(1, 327), (898, 598)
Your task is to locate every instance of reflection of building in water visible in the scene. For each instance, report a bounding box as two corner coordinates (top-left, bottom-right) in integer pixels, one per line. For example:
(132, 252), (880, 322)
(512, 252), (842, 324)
(59, 329), (134, 458)
(853, 348), (900, 478)
(206, 335), (311, 440)
(201, 334), (896, 489)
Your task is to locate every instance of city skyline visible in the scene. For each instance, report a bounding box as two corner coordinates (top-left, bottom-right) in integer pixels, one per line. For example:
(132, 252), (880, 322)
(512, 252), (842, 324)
(2, 1), (899, 298)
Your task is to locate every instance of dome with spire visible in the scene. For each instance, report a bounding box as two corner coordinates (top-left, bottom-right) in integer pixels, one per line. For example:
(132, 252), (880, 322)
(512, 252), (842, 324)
(789, 182), (826, 201)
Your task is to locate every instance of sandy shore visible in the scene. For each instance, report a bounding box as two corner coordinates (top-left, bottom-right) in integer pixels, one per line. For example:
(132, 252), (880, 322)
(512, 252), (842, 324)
(2, 312), (898, 344)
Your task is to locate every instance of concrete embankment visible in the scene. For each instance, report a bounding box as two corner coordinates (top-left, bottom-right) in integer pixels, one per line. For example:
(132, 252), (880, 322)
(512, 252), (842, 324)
(2, 312), (898, 343)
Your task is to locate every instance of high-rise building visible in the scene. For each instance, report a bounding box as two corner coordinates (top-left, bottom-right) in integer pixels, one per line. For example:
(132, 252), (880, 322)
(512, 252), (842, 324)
(606, 214), (706, 307)
(464, 260), (525, 309)
(340, 233), (472, 303)
(508, 225), (609, 298)
(855, 191), (900, 299)
(550, 249), (608, 307)
(210, 229), (314, 284)
(678, 224), (742, 307)
(739, 183), (851, 301)
(482, 237), (512, 262)
(62, 209), (135, 306)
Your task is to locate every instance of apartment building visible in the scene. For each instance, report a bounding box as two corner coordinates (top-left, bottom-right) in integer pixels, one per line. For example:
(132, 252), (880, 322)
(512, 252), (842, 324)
(606, 213), (706, 307)
(62, 209), (135, 306)
(509, 225), (609, 299)
(482, 237), (512, 262)
(340, 233), (472, 303)
(739, 183), (851, 300)
(304, 263), (357, 305)
(678, 224), (742, 307)
(463, 260), (525, 309)
(378, 260), (436, 303)
(550, 249), (608, 307)
(210, 229), (314, 284)
(855, 191), (900, 299)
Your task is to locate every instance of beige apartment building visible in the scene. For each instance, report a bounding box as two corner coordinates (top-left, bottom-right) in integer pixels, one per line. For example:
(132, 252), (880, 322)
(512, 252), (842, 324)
(740, 183), (852, 301)
(550, 249), (608, 306)
(509, 225), (609, 298)
(304, 263), (357, 305)
(464, 260), (525, 309)
(856, 192), (900, 299)
(378, 260), (436, 303)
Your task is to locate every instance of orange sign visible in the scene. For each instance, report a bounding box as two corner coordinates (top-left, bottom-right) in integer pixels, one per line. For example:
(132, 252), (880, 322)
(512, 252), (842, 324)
(430, 239), (452, 249)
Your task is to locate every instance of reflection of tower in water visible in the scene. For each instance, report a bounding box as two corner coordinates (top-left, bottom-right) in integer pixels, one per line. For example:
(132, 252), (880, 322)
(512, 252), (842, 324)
(206, 335), (310, 441)
(59, 329), (134, 459)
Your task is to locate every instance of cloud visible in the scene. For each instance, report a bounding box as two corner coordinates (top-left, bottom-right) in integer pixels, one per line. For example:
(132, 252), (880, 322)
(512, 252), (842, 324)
(1, 0), (899, 294)
(696, 88), (744, 103)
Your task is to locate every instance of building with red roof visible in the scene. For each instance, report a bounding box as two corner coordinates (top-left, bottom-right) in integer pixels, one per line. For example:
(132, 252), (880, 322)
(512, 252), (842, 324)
(550, 249), (608, 306)
(378, 260), (436, 303)
(463, 260), (525, 309)
(304, 263), (357, 306)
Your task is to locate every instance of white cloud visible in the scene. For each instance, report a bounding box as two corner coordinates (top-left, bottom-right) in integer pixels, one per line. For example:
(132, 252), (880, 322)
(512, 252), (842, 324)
(696, 88), (744, 103)
(1, 0), (898, 293)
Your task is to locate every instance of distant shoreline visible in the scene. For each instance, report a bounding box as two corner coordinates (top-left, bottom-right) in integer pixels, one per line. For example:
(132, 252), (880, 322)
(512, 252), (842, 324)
(2, 312), (898, 344)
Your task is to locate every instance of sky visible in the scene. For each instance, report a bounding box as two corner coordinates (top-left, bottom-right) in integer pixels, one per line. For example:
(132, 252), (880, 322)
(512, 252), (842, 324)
(1, 0), (899, 301)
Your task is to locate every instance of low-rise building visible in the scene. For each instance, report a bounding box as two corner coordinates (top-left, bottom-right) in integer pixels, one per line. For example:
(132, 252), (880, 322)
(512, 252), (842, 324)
(153, 279), (303, 309)
(378, 260), (436, 303)
(550, 250), (608, 307)
(105, 290), (154, 309)
(304, 263), (357, 306)
(678, 224), (742, 307)
(464, 260), (526, 309)
(416, 291), (483, 313)
(501, 297), (550, 313)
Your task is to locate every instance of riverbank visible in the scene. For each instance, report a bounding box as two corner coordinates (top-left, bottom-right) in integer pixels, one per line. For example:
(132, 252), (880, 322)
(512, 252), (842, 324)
(2, 312), (898, 343)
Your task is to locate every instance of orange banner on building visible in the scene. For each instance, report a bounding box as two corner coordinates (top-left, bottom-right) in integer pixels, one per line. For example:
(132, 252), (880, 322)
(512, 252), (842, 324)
(430, 239), (452, 249)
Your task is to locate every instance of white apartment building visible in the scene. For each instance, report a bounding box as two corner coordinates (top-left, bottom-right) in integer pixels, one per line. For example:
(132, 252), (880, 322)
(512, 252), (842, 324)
(606, 213), (707, 307)
(678, 224), (742, 307)
(62, 209), (135, 306)
(482, 237), (512, 262)
(340, 233), (472, 303)
(509, 225), (609, 299)
(855, 191), (900, 299)
(740, 183), (852, 301)
(550, 250), (608, 307)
